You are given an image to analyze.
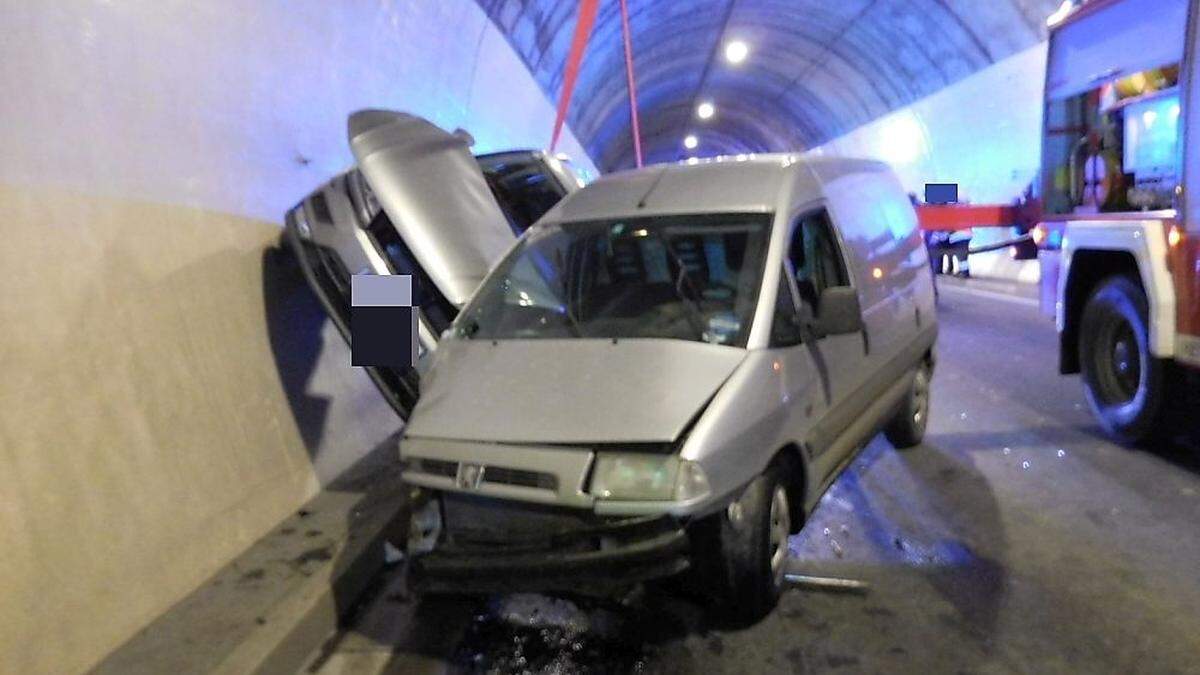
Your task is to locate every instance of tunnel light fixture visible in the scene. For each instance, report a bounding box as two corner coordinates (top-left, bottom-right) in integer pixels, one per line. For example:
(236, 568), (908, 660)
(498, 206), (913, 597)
(683, 135), (699, 150)
(724, 40), (749, 65)
(697, 102), (716, 120)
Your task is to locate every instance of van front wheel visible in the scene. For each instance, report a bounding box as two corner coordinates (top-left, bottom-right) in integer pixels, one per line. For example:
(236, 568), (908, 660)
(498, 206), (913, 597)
(698, 463), (792, 624)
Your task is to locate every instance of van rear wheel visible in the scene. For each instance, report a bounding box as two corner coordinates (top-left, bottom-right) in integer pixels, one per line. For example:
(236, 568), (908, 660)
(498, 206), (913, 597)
(1078, 276), (1167, 445)
(885, 362), (931, 449)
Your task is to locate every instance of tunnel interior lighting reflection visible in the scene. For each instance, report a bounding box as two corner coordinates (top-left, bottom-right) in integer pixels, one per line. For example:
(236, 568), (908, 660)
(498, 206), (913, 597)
(683, 135), (699, 150)
(724, 40), (749, 65)
(697, 102), (715, 120)
(1046, 0), (1074, 27)
(879, 114), (927, 165)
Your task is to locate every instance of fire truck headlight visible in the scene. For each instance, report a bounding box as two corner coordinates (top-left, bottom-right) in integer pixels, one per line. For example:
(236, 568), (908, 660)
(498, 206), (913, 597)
(1168, 225), (1183, 249)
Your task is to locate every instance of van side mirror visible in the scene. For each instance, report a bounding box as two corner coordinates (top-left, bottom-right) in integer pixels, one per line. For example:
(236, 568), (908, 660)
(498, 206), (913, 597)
(811, 287), (864, 336)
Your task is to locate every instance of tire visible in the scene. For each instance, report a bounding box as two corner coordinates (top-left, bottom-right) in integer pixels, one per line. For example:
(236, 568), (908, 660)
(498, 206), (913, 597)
(697, 462), (794, 625)
(1078, 276), (1168, 445)
(885, 361), (932, 449)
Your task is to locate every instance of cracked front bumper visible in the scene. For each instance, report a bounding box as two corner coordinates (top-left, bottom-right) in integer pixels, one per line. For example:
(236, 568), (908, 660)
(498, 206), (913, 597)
(408, 492), (691, 596)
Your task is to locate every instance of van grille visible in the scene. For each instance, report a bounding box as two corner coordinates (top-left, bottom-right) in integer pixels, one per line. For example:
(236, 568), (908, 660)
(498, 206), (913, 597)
(413, 459), (558, 491)
(485, 466), (558, 491)
(417, 459), (458, 478)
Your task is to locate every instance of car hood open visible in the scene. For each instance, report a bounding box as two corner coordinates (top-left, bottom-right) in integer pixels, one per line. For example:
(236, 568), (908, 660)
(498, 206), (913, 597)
(348, 110), (516, 306)
(404, 338), (747, 445)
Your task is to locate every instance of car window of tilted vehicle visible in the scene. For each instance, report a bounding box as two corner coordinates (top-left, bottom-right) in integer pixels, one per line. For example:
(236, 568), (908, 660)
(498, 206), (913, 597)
(480, 157), (570, 233)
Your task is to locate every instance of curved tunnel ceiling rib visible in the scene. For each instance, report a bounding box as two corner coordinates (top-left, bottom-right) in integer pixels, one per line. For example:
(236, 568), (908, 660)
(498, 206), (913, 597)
(476, 0), (1062, 172)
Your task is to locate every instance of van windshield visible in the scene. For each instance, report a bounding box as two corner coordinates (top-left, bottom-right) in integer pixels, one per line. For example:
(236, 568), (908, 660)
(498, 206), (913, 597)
(454, 214), (771, 346)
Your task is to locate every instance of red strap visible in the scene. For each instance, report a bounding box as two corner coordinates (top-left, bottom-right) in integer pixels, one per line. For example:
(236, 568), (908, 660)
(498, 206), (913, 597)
(550, 0), (600, 152)
(619, 0), (643, 167)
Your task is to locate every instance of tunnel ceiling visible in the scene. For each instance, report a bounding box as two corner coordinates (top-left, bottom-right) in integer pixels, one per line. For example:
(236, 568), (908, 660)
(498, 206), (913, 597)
(476, 0), (1062, 172)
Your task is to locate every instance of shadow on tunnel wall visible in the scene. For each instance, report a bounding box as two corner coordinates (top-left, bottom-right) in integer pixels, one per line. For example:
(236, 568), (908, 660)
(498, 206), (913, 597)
(261, 243), (332, 458)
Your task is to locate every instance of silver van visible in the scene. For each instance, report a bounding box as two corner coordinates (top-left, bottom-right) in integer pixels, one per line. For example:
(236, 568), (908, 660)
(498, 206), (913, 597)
(283, 110), (584, 416)
(400, 155), (938, 620)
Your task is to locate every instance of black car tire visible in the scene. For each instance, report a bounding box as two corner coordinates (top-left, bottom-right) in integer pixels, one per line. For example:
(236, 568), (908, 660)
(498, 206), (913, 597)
(885, 362), (932, 449)
(698, 461), (793, 625)
(1079, 276), (1168, 445)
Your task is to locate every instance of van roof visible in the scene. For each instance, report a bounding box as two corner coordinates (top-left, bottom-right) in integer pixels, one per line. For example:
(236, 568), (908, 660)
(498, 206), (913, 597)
(541, 154), (891, 223)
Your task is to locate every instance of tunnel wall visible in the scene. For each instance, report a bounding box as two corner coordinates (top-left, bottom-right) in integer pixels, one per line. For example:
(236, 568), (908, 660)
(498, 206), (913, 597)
(0, 2), (594, 673)
(809, 43), (1049, 282)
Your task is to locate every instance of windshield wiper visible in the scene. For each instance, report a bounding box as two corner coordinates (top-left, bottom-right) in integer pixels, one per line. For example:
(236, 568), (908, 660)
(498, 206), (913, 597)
(457, 316), (481, 339)
(655, 233), (708, 341)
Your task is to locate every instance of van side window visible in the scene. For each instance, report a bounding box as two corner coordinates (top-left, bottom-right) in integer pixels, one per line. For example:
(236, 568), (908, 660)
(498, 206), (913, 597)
(770, 269), (803, 347)
(788, 209), (850, 313)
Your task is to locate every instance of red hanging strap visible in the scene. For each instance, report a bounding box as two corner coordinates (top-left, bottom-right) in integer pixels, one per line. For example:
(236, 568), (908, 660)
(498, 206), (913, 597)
(550, 0), (600, 152)
(618, 0), (643, 167)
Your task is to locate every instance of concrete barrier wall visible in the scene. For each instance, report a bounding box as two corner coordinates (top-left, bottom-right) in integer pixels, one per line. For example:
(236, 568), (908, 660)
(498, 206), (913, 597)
(0, 2), (594, 673)
(808, 43), (1049, 282)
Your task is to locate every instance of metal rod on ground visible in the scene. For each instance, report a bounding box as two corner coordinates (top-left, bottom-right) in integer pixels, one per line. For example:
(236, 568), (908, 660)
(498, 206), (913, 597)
(784, 573), (870, 594)
(967, 233), (1034, 255)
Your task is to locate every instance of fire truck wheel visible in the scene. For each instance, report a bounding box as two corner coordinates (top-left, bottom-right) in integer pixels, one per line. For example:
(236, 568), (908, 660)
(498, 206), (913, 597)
(1078, 276), (1168, 445)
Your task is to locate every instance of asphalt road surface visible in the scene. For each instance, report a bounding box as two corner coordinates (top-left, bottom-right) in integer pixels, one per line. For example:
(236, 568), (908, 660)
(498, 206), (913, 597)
(304, 278), (1200, 675)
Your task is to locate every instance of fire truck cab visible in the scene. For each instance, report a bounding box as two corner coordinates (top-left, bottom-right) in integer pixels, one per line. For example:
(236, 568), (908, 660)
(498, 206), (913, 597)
(1037, 0), (1200, 443)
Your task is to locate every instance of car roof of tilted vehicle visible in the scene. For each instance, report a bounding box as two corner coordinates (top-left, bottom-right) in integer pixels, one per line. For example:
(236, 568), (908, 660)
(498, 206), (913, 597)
(539, 154), (891, 223)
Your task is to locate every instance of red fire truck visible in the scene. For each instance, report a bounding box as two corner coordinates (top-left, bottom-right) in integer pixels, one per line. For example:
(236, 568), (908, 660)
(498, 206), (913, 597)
(1031, 0), (1199, 443)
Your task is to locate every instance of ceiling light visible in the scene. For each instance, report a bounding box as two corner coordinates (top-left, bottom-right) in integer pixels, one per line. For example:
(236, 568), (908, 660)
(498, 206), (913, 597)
(697, 102), (715, 120)
(683, 135), (699, 150)
(724, 40), (749, 65)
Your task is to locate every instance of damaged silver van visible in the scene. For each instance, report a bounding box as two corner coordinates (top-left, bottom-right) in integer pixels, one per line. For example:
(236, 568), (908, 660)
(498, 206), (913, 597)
(400, 155), (937, 620)
(283, 110), (584, 416)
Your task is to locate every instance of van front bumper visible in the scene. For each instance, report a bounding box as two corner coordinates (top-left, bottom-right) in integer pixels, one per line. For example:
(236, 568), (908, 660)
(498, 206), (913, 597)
(408, 493), (691, 596)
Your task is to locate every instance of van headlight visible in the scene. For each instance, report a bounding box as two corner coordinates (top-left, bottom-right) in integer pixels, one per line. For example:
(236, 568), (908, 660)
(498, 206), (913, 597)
(589, 454), (711, 502)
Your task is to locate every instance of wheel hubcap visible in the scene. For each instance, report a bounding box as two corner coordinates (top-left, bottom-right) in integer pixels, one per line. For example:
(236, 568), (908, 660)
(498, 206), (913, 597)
(1096, 320), (1141, 403)
(769, 485), (791, 587)
(912, 369), (930, 428)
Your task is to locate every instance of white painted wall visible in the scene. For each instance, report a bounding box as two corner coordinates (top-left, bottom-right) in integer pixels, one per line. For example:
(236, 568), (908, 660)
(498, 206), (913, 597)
(0, 2), (595, 673)
(809, 43), (1050, 282)
(0, 0), (596, 225)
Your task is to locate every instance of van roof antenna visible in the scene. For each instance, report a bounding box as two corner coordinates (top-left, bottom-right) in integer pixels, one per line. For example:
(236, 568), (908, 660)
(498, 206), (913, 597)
(636, 167), (669, 209)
